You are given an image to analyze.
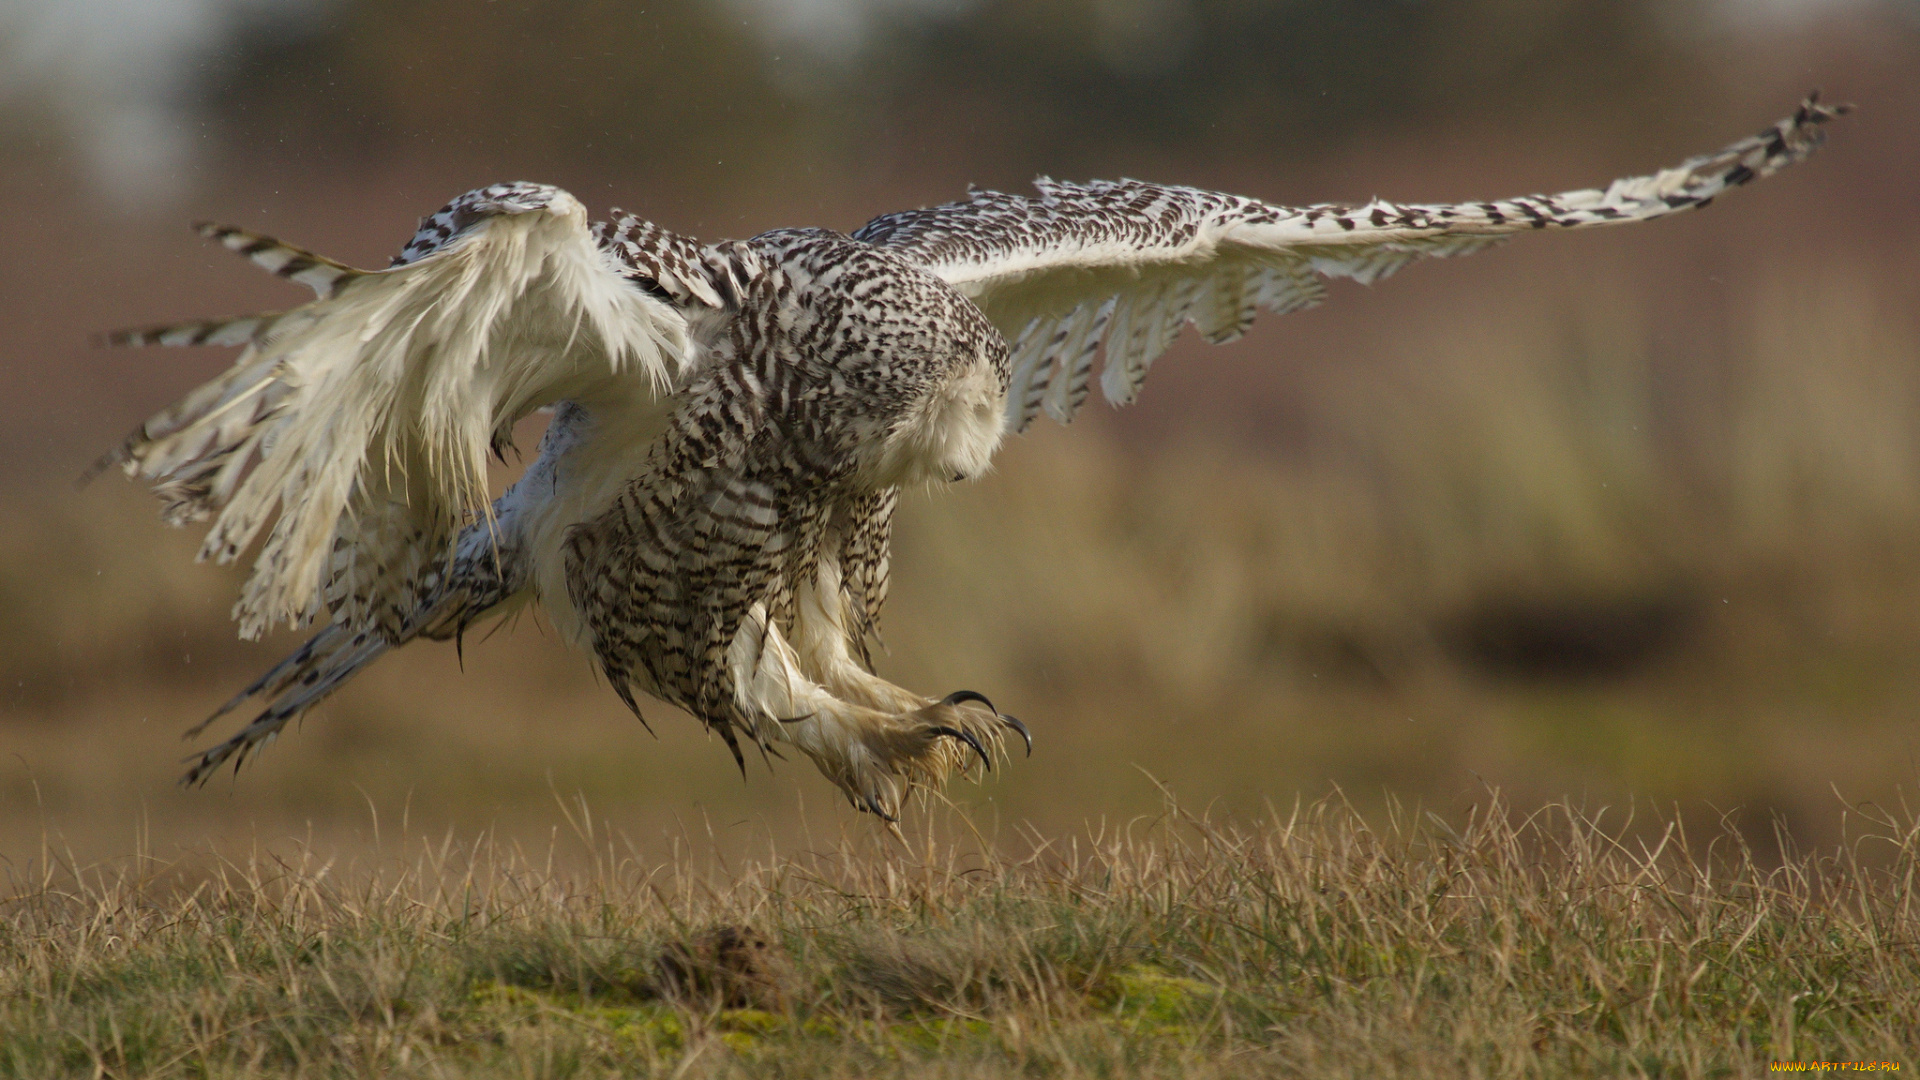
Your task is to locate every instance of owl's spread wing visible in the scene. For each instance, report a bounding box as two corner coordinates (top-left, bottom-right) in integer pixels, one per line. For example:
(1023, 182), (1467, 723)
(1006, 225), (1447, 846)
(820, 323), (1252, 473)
(99, 182), (727, 639)
(854, 96), (1847, 432)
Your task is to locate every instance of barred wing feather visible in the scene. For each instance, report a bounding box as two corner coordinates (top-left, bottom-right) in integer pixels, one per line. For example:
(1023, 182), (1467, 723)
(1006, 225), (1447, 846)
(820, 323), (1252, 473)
(101, 183), (697, 639)
(854, 95), (1847, 432)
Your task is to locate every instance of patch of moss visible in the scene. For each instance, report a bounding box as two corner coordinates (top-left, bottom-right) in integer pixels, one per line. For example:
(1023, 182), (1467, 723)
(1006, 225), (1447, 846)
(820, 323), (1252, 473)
(468, 979), (686, 1051)
(716, 1008), (784, 1035)
(890, 1016), (997, 1052)
(713, 1008), (787, 1054)
(1094, 966), (1221, 1037)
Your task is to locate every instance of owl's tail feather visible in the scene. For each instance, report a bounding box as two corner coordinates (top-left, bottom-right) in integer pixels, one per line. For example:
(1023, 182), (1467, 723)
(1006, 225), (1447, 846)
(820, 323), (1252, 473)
(179, 511), (533, 785)
(180, 622), (390, 786)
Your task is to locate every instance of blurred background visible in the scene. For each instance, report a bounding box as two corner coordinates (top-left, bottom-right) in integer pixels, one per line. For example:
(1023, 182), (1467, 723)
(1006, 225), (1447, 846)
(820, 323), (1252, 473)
(1, 0), (1917, 869)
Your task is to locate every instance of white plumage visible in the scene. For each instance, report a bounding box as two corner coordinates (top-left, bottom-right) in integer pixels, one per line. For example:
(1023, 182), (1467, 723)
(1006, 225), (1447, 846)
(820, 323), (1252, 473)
(95, 98), (1845, 820)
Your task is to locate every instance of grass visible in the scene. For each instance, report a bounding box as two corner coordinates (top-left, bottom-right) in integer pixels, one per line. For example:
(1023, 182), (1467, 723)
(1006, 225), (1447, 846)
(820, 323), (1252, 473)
(5, 105), (1919, 1076)
(3, 789), (1915, 1078)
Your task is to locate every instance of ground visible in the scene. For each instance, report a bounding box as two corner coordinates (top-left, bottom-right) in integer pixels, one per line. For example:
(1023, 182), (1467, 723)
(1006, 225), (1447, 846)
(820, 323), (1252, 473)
(3, 791), (1914, 1078)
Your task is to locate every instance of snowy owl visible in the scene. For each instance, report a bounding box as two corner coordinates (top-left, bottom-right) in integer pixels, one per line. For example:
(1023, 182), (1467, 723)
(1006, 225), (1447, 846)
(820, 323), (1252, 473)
(95, 97), (1845, 820)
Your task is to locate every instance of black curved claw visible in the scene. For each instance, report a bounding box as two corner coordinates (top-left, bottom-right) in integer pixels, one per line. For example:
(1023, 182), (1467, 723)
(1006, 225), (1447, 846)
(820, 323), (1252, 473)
(928, 725), (992, 773)
(941, 689), (997, 714)
(1000, 713), (1032, 757)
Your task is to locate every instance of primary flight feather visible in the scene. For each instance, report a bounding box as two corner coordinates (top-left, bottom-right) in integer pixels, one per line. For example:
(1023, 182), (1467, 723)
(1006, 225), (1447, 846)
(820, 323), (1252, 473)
(97, 97), (1845, 820)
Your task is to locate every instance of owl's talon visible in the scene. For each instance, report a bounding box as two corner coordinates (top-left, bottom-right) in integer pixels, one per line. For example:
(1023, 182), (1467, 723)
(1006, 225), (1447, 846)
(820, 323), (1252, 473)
(941, 689), (996, 714)
(928, 725), (992, 772)
(1000, 714), (1032, 757)
(940, 690), (1028, 756)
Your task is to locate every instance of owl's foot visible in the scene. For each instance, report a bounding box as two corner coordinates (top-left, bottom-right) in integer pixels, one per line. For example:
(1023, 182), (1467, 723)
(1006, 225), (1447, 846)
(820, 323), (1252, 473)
(940, 691), (1032, 758)
(788, 690), (1028, 822)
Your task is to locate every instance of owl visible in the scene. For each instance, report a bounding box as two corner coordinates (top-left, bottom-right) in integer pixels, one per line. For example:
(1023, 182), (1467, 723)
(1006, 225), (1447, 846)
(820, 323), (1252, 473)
(96, 97), (1844, 821)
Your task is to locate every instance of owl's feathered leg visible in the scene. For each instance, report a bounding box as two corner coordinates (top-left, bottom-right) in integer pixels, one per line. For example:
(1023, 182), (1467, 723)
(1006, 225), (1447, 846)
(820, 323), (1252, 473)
(793, 551), (1027, 763)
(727, 570), (1024, 819)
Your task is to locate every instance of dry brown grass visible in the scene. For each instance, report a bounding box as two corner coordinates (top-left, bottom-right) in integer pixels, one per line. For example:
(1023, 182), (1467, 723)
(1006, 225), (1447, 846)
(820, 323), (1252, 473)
(3, 788), (1916, 1078)
(4, 67), (1920, 1078)
(2, 30), (1916, 1077)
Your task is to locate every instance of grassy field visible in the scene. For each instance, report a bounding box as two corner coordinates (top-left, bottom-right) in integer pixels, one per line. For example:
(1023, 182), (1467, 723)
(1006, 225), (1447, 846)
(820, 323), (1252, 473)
(4, 790), (1915, 1078)
(3, 50), (1919, 1078)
